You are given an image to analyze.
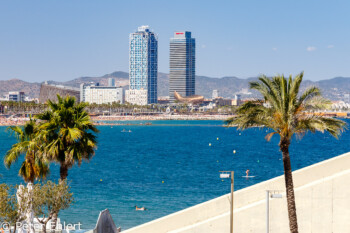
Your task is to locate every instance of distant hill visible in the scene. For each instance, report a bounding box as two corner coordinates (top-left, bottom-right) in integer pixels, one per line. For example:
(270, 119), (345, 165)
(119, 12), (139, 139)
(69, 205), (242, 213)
(0, 79), (41, 98)
(47, 71), (130, 88)
(0, 72), (349, 101)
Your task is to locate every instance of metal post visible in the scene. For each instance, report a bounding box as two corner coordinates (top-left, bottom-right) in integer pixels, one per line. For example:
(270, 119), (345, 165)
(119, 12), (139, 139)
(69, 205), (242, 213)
(231, 171), (234, 233)
(266, 190), (269, 233)
(219, 170), (235, 233)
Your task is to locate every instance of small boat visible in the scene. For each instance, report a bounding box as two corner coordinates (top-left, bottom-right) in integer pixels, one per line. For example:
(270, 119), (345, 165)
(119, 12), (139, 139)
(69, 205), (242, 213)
(135, 205), (147, 211)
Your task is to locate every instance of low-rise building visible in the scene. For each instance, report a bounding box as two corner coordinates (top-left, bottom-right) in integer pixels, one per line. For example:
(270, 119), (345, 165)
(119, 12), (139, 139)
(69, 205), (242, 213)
(39, 83), (80, 103)
(125, 89), (148, 105)
(158, 96), (170, 105)
(80, 82), (124, 104)
(8, 91), (25, 102)
(215, 98), (232, 106)
(213, 95), (241, 106)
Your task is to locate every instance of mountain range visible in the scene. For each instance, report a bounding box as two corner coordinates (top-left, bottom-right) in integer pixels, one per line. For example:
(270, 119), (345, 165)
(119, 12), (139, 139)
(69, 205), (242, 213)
(1, 71), (350, 101)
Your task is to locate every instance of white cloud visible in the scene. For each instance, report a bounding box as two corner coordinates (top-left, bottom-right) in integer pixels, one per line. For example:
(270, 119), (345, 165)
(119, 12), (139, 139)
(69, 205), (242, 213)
(327, 45), (335, 49)
(306, 46), (317, 52)
(201, 44), (206, 49)
(272, 47), (277, 51)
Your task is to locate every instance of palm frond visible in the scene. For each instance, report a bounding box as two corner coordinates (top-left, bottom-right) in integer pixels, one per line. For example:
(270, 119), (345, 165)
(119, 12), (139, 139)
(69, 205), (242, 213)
(226, 73), (346, 143)
(36, 94), (99, 178)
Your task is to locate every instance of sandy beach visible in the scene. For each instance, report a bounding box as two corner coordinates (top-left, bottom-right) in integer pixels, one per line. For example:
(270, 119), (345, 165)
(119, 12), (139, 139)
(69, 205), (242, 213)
(0, 114), (232, 126)
(0, 116), (29, 126)
(92, 114), (232, 122)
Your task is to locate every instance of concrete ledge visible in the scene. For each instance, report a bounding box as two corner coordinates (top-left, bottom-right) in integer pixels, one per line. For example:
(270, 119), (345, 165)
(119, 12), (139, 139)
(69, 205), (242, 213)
(123, 152), (350, 233)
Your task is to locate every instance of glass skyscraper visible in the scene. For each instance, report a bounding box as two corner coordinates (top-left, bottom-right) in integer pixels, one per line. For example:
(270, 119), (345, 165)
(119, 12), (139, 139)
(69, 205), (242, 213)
(127, 25), (158, 105)
(169, 31), (196, 102)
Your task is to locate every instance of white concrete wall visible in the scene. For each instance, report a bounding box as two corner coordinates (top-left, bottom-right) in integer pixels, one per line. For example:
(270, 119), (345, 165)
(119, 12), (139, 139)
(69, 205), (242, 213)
(123, 152), (350, 233)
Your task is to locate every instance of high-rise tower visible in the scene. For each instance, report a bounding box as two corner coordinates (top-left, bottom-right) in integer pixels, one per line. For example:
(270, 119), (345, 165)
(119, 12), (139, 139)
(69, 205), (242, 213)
(169, 31), (195, 102)
(108, 78), (115, 87)
(126, 25), (158, 105)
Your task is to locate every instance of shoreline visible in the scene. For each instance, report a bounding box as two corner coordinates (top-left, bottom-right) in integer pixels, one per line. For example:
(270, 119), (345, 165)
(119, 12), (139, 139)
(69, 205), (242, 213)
(92, 114), (231, 122)
(0, 114), (232, 126)
(2, 114), (350, 126)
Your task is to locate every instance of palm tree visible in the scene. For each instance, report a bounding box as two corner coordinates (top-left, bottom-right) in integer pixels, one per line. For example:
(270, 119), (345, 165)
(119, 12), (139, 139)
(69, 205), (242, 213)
(36, 95), (99, 180)
(226, 73), (346, 233)
(4, 119), (49, 183)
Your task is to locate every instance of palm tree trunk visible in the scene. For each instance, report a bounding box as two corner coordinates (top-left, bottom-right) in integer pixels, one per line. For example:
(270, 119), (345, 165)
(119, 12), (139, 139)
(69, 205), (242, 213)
(60, 163), (68, 180)
(280, 138), (299, 233)
(28, 155), (35, 184)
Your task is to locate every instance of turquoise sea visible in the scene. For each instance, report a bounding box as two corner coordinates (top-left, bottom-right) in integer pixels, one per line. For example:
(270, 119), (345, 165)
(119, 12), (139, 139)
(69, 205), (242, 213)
(0, 120), (349, 230)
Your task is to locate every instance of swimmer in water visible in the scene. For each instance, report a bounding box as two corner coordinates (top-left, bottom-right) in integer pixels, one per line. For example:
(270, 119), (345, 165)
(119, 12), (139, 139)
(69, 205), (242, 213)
(246, 169), (250, 177)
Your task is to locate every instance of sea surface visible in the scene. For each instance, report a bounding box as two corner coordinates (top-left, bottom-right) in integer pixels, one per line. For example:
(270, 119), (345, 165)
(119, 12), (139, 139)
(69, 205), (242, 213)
(1, 120), (349, 230)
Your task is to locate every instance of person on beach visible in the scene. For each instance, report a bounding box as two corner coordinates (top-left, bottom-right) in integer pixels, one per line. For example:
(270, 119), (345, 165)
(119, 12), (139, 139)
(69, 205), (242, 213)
(246, 169), (250, 177)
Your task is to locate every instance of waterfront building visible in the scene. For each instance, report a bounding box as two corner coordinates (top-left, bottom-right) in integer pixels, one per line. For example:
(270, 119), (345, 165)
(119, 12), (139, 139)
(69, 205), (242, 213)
(215, 97), (233, 106)
(169, 31), (196, 102)
(215, 95), (241, 106)
(8, 91), (25, 102)
(157, 96), (170, 105)
(108, 78), (116, 87)
(39, 83), (80, 103)
(80, 82), (124, 104)
(126, 25), (158, 105)
(125, 89), (147, 106)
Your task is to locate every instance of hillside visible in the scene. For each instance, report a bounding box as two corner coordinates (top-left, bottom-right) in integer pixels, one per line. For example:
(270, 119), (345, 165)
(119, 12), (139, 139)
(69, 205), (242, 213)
(0, 79), (41, 98)
(0, 72), (349, 101)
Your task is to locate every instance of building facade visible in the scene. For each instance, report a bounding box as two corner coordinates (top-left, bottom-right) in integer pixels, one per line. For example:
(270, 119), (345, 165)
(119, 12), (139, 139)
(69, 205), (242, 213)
(125, 89), (148, 106)
(108, 78), (115, 87)
(80, 83), (124, 104)
(8, 91), (25, 102)
(169, 31), (196, 102)
(215, 95), (242, 106)
(126, 25), (158, 105)
(212, 90), (219, 99)
(39, 83), (80, 103)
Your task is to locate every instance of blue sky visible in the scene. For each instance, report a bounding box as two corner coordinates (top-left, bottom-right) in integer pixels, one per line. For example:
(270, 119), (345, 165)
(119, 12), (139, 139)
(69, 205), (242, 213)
(0, 0), (349, 82)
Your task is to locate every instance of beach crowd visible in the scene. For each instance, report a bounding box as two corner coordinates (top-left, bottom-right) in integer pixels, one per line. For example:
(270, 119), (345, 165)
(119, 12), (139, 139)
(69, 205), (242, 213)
(0, 116), (29, 126)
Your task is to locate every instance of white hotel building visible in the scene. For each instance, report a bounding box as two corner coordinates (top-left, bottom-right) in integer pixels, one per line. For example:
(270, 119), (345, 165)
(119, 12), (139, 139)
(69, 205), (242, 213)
(80, 78), (124, 104)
